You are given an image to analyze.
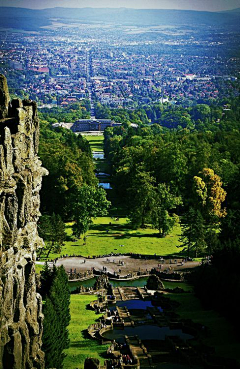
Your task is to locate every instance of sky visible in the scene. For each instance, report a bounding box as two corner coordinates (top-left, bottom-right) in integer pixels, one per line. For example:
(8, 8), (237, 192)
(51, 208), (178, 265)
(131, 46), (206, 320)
(1, 0), (240, 12)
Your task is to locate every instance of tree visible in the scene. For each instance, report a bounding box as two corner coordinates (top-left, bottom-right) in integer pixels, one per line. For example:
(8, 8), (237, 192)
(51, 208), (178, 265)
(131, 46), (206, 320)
(38, 213), (66, 257)
(182, 168), (227, 255)
(128, 170), (156, 228)
(39, 121), (95, 218)
(151, 183), (181, 237)
(193, 168), (227, 222)
(72, 185), (111, 238)
(180, 207), (206, 257)
(42, 266), (70, 369)
(190, 104), (211, 123)
(40, 261), (55, 298)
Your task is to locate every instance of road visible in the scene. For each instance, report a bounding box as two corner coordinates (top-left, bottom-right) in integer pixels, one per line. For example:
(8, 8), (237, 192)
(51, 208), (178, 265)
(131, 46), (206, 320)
(86, 49), (95, 119)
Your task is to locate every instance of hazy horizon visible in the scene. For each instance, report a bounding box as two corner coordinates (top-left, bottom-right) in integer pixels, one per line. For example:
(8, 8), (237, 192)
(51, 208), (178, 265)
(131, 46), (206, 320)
(1, 0), (240, 12)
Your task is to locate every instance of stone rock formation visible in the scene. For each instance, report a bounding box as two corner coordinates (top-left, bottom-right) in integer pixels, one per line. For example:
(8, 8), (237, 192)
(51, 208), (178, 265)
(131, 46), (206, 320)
(146, 274), (164, 290)
(93, 275), (110, 291)
(0, 75), (47, 369)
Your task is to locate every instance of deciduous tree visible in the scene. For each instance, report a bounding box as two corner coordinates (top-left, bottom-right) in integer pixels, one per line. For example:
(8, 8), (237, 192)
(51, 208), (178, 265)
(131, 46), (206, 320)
(72, 185), (111, 238)
(151, 183), (181, 237)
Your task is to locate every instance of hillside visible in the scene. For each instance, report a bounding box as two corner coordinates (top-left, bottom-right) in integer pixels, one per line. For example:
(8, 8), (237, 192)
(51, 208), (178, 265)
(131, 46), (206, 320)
(0, 7), (240, 30)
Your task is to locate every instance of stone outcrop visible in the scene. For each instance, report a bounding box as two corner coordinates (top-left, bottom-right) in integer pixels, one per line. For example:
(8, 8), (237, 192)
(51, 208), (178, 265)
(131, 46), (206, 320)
(93, 275), (110, 291)
(0, 75), (47, 369)
(146, 274), (164, 290)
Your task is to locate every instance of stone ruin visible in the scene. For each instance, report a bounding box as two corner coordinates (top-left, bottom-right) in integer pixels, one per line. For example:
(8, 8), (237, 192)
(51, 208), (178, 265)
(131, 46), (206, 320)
(0, 75), (47, 369)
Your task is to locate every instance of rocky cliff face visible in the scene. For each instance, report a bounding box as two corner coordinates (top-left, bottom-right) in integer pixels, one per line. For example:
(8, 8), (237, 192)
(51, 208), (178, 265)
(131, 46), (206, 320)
(0, 75), (47, 369)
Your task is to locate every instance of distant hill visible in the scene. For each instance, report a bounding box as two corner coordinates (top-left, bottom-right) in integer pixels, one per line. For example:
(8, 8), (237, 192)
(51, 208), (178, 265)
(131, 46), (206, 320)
(0, 7), (240, 30)
(222, 7), (240, 13)
(0, 7), (51, 30)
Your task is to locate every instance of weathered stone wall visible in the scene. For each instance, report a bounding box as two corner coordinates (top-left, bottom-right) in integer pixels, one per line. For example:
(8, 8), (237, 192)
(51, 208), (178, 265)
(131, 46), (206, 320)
(0, 75), (47, 369)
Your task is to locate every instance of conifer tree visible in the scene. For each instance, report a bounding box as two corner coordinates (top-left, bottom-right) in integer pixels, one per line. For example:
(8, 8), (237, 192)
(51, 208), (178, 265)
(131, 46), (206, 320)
(42, 266), (70, 369)
(40, 261), (53, 298)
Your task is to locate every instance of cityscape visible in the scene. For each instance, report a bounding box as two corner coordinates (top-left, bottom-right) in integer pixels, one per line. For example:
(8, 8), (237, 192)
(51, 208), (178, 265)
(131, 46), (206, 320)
(0, 20), (240, 111)
(1, 3), (240, 369)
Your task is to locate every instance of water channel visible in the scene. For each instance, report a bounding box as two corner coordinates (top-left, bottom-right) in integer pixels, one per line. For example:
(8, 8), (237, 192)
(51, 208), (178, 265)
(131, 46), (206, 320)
(93, 152), (105, 160)
(68, 276), (148, 292)
(109, 299), (163, 311)
(69, 277), (191, 292)
(102, 325), (193, 343)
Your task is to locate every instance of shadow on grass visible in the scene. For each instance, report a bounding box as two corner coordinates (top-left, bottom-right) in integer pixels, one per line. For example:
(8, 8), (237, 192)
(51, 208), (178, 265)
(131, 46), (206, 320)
(91, 223), (131, 232)
(113, 231), (161, 239)
(99, 351), (109, 360)
(69, 341), (84, 348)
(66, 235), (73, 241)
(82, 329), (91, 340)
(89, 229), (163, 239)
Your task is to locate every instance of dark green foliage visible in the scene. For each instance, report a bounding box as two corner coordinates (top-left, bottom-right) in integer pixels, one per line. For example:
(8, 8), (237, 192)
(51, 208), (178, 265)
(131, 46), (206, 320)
(103, 98), (240, 253)
(180, 208), (206, 257)
(39, 101), (90, 123)
(40, 261), (55, 298)
(42, 266), (70, 369)
(151, 184), (181, 237)
(190, 242), (240, 329)
(39, 121), (97, 219)
(72, 185), (111, 238)
(38, 214), (66, 257)
(95, 103), (149, 125)
(128, 170), (156, 228)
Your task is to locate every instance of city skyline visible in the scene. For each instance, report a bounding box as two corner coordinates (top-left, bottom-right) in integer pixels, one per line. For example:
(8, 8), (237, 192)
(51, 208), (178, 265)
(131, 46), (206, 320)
(1, 0), (240, 12)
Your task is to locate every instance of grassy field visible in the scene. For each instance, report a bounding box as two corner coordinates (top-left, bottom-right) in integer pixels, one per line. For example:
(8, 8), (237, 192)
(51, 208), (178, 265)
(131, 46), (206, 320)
(167, 291), (240, 362)
(45, 217), (185, 259)
(85, 134), (110, 173)
(63, 295), (109, 369)
(39, 132), (187, 260)
(83, 134), (104, 152)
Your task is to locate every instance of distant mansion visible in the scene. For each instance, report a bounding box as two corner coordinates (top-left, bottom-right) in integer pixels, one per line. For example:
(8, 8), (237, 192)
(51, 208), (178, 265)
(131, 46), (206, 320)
(53, 119), (137, 132)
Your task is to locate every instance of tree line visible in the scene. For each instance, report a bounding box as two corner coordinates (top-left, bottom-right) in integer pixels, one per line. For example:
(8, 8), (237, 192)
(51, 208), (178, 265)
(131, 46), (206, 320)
(103, 98), (240, 327)
(103, 97), (240, 255)
(95, 98), (239, 131)
(38, 120), (110, 255)
(39, 101), (91, 123)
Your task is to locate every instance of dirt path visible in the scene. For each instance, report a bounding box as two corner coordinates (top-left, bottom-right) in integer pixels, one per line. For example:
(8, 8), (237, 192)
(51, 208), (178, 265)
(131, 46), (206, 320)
(52, 255), (200, 274)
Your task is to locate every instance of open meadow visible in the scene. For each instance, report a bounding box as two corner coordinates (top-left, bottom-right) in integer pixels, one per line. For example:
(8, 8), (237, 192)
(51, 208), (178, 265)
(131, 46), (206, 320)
(63, 295), (109, 369)
(82, 134), (104, 152)
(46, 217), (184, 260)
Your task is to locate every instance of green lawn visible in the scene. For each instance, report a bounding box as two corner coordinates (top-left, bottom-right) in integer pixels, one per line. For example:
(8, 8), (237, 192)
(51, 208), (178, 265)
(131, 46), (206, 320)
(84, 134), (104, 152)
(63, 295), (109, 369)
(167, 291), (240, 362)
(45, 217), (185, 259)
